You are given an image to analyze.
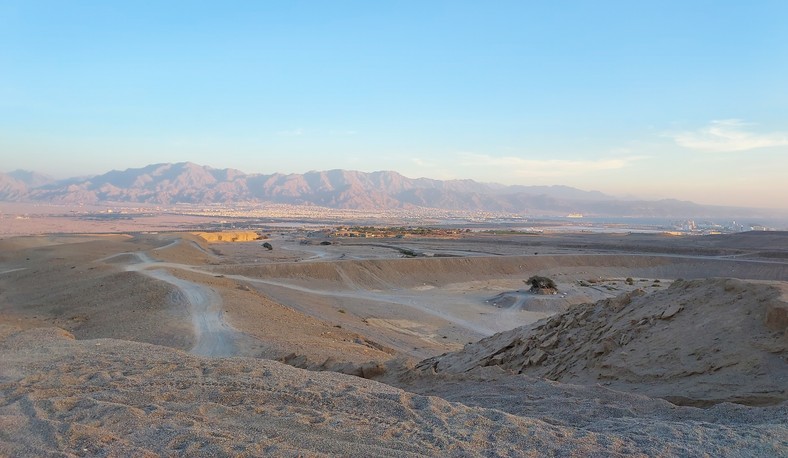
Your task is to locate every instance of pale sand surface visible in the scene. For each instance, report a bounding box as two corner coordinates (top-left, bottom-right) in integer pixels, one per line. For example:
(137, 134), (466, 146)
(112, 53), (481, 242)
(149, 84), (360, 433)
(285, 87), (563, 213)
(1, 230), (787, 455)
(2, 325), (786, 457)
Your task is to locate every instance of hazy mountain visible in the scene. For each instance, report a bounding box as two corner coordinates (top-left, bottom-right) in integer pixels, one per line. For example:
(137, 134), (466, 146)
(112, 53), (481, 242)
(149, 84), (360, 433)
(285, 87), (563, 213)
(0, 173), (28, 201)
(1, 162), (781, 219)
(0, 170), (55, 200)
(17, 163), (612, 212)
(8, 170), (55, 187)
(484, 183), (615, 202)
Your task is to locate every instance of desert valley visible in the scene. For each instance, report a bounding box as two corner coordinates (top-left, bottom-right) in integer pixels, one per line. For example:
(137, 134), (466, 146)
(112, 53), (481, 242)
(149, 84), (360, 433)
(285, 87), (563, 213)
(4, 1), (787, 455)
(0, 207), (786, 456)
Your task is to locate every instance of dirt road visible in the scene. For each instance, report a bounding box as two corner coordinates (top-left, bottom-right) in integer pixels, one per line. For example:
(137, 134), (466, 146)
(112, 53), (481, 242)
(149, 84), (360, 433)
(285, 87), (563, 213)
(104, 251), (239, 357)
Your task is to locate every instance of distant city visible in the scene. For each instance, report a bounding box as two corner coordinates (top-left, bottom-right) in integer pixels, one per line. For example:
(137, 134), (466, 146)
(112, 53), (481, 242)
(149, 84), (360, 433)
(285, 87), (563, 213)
(15, 203), (777, 236)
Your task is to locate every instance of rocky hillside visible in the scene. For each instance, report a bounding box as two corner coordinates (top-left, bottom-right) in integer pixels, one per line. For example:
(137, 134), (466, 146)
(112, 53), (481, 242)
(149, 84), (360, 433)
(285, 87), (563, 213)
(418, 278), (788, 406)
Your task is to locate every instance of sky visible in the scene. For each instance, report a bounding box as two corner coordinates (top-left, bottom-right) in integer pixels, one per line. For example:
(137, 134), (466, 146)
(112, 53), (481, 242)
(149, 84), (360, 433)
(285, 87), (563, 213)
(1, 1), (787, 209)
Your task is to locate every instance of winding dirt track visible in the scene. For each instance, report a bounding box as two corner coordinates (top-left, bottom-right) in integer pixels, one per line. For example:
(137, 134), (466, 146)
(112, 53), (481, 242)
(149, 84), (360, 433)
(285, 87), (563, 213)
(97, 236), (788, 357)
(115, 254), (529, 336)
(143, 269), (236, 356)
(102, 251), (239, 357)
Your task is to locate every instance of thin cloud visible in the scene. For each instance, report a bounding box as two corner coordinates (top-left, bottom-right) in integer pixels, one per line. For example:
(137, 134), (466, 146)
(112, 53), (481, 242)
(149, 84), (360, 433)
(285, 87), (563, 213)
(672, 120), (788, 152)
(411, 157), (437, 167)
(277, 128), (305, 137)
(458, 153), (640, 178)
(328, 129), (358, 136)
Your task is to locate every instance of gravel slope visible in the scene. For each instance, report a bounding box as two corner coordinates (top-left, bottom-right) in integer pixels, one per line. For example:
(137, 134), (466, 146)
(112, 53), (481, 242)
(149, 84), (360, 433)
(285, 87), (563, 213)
(1, 325), (786, 457)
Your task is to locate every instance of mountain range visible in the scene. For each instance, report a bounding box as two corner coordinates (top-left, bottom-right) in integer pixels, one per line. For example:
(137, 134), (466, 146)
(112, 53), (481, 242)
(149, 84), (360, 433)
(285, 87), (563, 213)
(0, 162), (780, 219)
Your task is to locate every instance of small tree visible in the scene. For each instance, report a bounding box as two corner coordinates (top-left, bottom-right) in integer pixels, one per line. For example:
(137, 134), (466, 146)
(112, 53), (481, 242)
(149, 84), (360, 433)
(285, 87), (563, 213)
(526, 275), (557, 294)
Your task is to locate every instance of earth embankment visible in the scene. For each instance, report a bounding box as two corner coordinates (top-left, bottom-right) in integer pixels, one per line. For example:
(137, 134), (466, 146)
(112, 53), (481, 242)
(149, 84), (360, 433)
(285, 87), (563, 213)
(219, 254), (788, 290)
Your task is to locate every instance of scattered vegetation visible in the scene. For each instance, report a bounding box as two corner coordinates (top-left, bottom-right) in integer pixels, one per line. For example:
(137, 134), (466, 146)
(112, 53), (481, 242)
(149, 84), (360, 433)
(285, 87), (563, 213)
(399, 248), (418, 257)
(330, 226), (468, 238)
(480, 229), (541, 235)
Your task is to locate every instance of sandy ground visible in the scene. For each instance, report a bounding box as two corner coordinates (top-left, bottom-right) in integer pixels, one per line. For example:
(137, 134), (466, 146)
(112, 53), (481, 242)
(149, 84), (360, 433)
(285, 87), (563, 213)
(5, 325), (787, 456)
(1, 229), (787, 455)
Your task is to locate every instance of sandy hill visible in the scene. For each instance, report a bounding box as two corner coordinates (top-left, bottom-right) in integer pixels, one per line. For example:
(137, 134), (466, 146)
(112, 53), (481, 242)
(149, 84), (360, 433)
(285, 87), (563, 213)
(2, 324), (786, 457)
(418, 278), (788, 406)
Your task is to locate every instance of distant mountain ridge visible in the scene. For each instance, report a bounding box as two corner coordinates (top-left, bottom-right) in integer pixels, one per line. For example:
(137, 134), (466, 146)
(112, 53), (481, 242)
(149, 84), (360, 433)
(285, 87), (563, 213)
(0, 162), (778, 218)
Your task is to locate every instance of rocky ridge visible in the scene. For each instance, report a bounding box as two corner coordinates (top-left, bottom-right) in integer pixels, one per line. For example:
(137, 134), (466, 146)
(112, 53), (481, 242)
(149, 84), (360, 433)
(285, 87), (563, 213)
(419, 278), (788, 406)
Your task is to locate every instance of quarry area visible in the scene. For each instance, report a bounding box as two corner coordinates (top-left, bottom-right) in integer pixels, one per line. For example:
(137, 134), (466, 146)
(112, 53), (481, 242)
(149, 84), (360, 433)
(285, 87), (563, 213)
(0, 229), (786, 456)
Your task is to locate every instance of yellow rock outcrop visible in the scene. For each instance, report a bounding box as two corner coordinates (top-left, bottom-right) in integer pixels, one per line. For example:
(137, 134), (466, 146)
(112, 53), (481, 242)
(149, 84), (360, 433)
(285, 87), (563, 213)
(192, 231), (261, 243)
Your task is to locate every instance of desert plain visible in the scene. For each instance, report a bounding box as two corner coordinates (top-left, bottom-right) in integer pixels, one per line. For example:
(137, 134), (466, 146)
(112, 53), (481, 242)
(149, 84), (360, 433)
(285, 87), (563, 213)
(0, 225), (787, 456)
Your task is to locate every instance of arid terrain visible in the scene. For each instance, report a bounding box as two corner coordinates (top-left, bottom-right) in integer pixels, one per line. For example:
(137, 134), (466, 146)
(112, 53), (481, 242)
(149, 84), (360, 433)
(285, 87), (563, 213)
(1, 228), (786, 456)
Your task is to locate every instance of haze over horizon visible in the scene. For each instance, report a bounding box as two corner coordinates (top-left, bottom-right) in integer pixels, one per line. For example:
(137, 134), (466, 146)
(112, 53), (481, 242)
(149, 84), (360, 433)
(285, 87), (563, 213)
(1, 1), (786, 209)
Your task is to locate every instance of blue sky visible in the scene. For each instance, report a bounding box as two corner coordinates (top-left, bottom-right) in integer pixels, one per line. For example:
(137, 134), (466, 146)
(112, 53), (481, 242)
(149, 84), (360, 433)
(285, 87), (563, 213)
(1, 1), (787, 208)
